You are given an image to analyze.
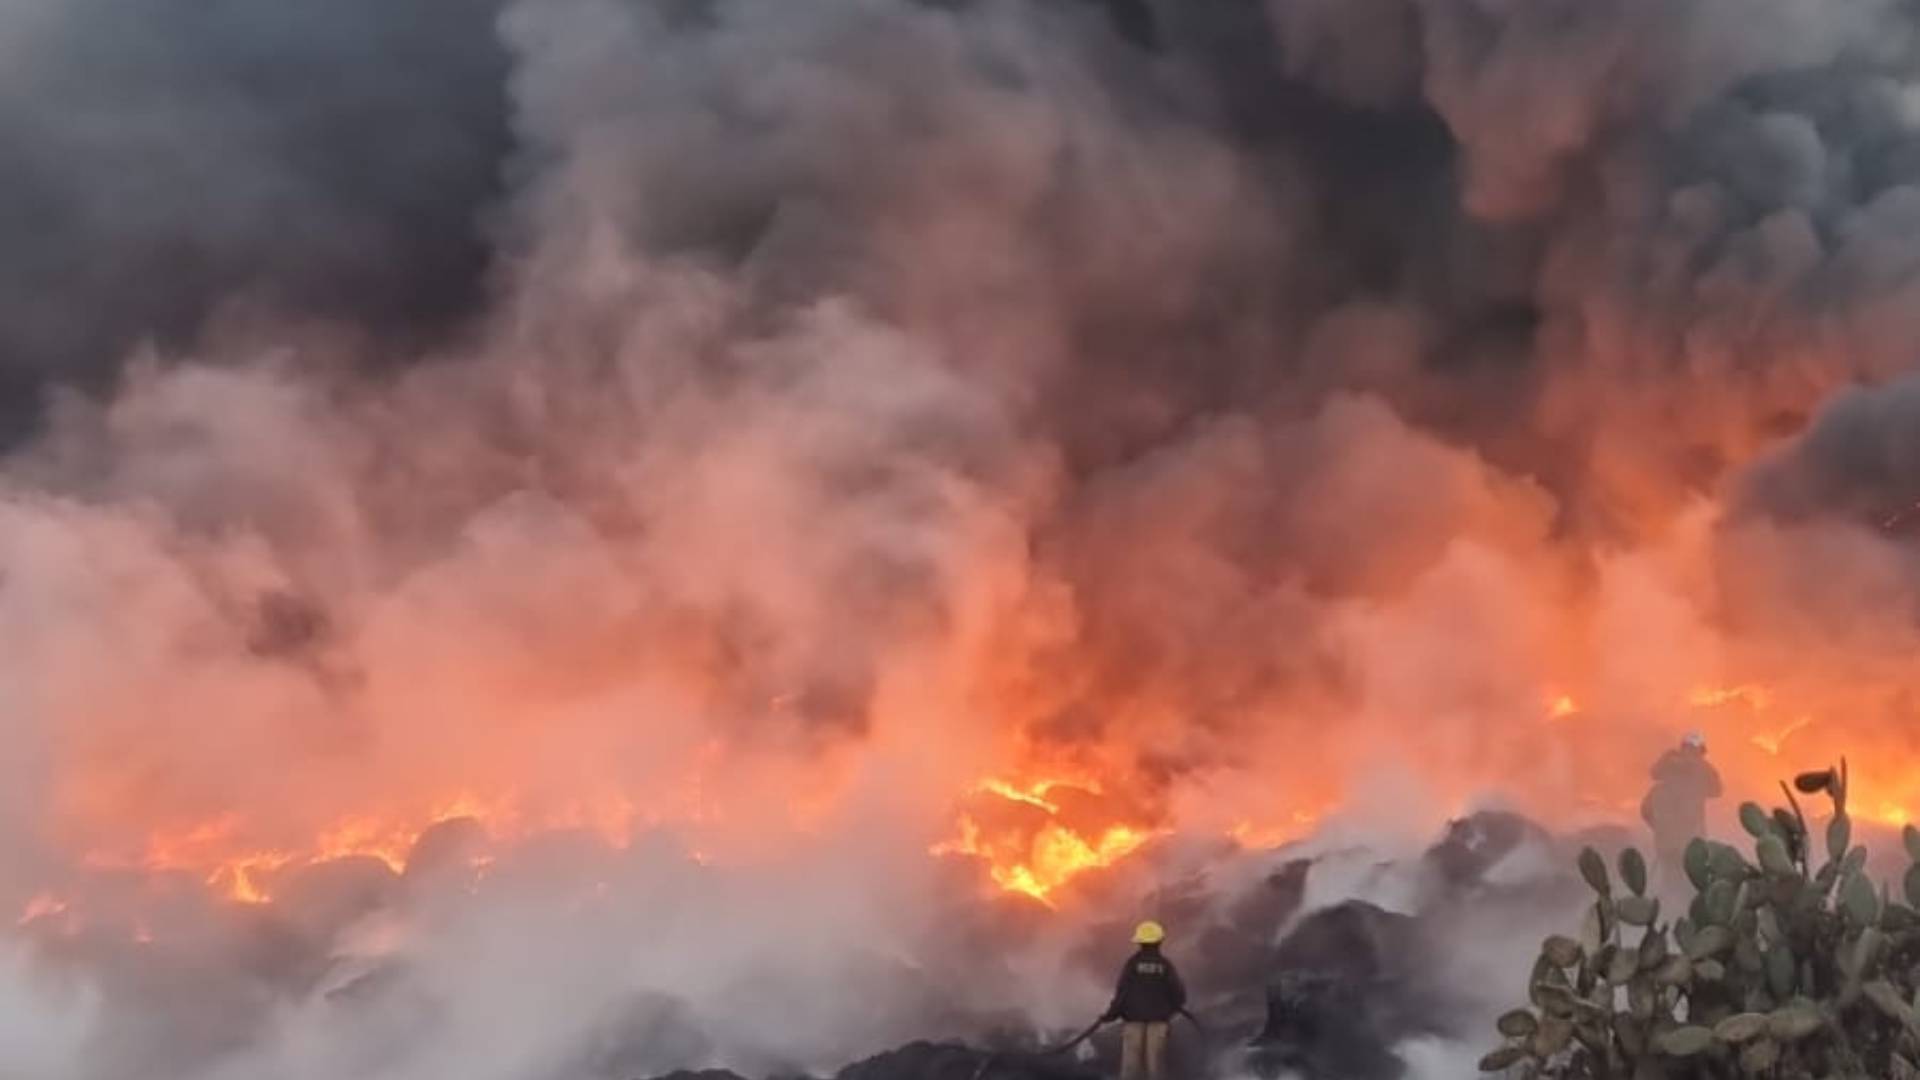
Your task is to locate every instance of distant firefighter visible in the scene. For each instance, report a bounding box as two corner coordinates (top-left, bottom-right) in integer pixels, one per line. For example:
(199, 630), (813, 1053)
(1640, 731), (1722, 870)
(1103, 921), (1187, 1080)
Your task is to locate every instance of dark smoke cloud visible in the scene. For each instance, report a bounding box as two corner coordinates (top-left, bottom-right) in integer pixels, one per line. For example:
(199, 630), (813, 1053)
(0, 0), (511, 437)
(1739, 373), (1920, 526)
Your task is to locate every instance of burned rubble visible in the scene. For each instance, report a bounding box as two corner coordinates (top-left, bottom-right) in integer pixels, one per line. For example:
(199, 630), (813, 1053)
(618, 809), (1585, 1080)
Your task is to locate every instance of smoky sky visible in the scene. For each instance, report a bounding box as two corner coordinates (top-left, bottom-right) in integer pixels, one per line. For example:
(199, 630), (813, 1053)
(4, 0), (1920, 858)
(0, 0), (1483, 457)
(0, 0), (511, 435)
(10, 0), (1917, 511)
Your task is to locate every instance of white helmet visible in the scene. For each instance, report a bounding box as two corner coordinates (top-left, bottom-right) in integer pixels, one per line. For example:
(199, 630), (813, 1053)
(1681, 730), (1706, 750)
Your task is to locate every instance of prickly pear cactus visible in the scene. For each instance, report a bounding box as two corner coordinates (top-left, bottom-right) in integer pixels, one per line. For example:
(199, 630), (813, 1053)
(1481, 758), (1920, 1078)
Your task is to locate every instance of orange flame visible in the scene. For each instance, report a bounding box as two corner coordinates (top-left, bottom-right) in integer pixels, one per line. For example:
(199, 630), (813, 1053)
(933, 777), (1160, 905)
(32, 666), (1920, 922)
(72, 789), (656, 906)
(1688, 685), (1775, 711)
(1228, 809), (1324, 850)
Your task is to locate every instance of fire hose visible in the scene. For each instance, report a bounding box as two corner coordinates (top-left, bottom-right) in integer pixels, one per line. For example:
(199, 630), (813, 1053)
(967, 1010), (1207, 1080)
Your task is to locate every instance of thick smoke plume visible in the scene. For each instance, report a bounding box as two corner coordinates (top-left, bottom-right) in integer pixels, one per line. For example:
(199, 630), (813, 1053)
(6, 1), (1920, 1078)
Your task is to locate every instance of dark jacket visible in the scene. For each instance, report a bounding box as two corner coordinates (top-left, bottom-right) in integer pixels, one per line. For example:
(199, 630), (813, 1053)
(1640, 748), (1722, 843)
(1104, 944), (1186, 1023)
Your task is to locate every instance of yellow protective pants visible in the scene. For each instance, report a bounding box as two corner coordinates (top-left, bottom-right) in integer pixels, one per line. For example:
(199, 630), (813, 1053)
(1119, 1021), (1169, 1080)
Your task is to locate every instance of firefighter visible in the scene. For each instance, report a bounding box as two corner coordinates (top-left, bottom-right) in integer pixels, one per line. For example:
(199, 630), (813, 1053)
(1102, 921), (1186, 1080)
(1641, 731), (1722, 874)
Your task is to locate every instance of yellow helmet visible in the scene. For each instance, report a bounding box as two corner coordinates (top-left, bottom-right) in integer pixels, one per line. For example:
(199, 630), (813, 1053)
(1132, 920), (1166, 945)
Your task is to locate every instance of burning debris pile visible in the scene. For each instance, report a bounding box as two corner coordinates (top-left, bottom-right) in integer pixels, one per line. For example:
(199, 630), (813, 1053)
(7, 0), (1920, 1077)
(602, 809), (1594, 1080)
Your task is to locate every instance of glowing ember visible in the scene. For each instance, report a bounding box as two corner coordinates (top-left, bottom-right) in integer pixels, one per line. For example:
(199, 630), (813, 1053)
(68, 790), (658, 907)
(978, 778), (1065, 814)
(1689, 685), (1775, 711)
(1749, 716), (1814, 757)
(1229, 810), (1324, 850)
(206, 852), (296, 905)
(1005, 824), (1149, 901)
(313, 816), (426, 874)
(30, 677), (1920, 920)
(933, 777), (1160, 905)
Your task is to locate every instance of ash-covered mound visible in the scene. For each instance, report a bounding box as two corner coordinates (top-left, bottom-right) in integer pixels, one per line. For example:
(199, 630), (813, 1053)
(1245, 903), (1433, 1080)
(1186, 811), (1579, 1079)
(635, 1041), (1098, 1080)
(4, 804), (1600, 1080)
(846, 1041), (1094, 1080)
(613, 809), (1592, 1080)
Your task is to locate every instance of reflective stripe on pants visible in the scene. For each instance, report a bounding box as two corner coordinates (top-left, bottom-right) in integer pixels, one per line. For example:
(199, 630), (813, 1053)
(1119, 1021), (1168, 1080)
